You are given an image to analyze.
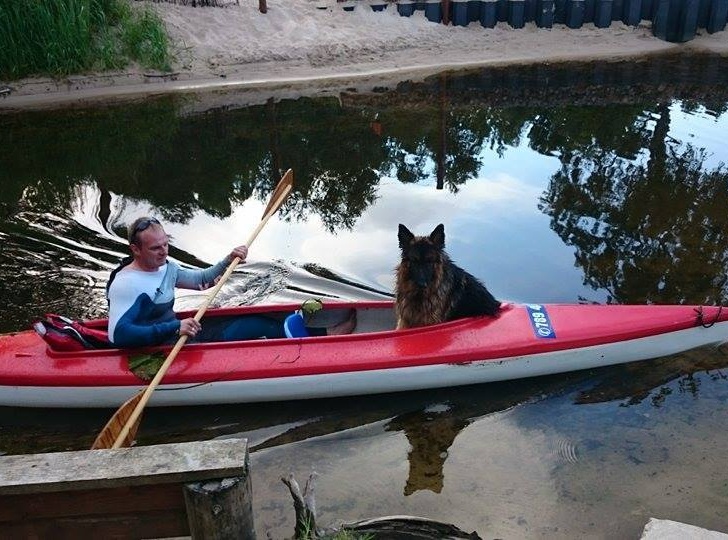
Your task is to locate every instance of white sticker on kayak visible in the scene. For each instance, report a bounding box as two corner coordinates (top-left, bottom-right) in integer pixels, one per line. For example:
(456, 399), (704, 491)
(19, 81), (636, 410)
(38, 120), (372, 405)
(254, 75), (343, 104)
(526, 304), (556, 339)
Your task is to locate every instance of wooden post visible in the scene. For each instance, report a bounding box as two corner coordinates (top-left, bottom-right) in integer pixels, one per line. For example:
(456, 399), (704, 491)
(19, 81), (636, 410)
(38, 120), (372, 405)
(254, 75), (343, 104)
(442, 0), (451, 24)
(184, 453), (255, 539)
(259, 0), (267, 13)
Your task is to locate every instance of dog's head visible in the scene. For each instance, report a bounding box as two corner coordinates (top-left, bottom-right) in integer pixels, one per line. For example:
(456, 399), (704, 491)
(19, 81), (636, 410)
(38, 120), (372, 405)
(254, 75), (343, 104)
(397, 224), (445, 288)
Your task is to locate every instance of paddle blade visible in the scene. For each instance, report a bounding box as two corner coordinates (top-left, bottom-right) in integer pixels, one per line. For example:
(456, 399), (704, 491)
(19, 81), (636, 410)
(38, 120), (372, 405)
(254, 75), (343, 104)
(91, 391), (143, 450)
(262, 168), (293, 219)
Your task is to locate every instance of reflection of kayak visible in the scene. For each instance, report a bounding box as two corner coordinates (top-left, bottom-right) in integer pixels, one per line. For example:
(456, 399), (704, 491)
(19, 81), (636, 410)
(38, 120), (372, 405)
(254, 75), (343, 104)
(1, 301), (727, 408)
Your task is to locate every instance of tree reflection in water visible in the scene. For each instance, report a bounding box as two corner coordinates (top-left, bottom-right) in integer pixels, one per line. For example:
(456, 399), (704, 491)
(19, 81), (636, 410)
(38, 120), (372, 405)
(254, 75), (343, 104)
(538, 109), (728, 306)
(1, 52), (728, 379)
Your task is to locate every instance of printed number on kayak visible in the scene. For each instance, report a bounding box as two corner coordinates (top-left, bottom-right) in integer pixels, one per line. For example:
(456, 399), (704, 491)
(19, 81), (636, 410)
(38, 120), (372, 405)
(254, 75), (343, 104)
(526, 304), (556, 339)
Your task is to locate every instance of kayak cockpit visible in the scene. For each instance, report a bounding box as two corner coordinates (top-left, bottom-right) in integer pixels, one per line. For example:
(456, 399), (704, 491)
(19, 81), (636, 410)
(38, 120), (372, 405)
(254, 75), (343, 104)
(34, 302), (400, 356)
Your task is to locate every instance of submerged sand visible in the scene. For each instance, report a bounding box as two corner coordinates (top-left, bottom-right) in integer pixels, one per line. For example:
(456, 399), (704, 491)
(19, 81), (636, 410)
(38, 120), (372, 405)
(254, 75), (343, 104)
(2, 0), (728, 109)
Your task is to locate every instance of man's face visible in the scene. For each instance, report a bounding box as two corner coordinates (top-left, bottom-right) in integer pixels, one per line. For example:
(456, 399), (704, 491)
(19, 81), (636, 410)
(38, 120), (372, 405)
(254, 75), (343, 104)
(130, 224), (169, 271)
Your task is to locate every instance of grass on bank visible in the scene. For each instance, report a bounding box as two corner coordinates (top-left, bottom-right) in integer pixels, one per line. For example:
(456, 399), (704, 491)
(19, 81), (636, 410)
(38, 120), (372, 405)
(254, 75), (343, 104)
(0, 0), (171, 81)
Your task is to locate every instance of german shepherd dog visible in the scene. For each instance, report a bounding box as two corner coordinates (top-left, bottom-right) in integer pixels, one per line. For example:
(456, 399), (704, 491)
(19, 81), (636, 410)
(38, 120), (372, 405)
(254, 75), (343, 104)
(395, 224), (501, 329)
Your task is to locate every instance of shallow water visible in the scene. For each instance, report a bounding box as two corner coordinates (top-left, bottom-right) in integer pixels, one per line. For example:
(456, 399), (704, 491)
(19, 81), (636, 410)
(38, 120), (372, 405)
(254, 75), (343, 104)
(1, 53), (728, 538)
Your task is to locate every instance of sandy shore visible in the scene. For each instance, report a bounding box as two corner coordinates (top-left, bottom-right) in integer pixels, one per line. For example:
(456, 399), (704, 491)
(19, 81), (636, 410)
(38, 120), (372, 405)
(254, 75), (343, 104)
(2, 0), (728, 110)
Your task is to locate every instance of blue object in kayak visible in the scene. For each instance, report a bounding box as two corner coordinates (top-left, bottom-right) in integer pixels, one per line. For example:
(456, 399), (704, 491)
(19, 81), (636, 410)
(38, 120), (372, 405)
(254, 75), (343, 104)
(284, 312), (309, 338)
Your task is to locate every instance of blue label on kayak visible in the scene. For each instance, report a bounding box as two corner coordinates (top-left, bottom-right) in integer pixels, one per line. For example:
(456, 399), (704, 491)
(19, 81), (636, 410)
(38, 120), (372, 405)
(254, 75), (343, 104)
(526, 304), (556, 339)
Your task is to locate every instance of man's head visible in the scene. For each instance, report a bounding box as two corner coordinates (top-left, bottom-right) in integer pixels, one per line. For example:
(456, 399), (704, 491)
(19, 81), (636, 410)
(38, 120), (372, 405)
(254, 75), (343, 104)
(128, 217), (169, 271)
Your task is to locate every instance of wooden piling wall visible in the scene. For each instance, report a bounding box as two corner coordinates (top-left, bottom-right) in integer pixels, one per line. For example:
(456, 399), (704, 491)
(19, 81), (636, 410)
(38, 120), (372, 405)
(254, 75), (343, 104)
(336, 0), (728, 42)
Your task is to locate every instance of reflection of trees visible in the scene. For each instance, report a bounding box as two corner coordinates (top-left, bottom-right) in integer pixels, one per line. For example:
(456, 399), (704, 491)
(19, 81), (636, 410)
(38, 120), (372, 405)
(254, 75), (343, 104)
(269, 98), (383, 231)
(0, 97), (389, 233)
(3, 56), (728, 325)
(574, 344), (728, 407)
(0, 181), (127, 330)
(527, 105), (649, 161)
(374, 90), (528, 193)
(0, 93), (527, 232)
(0, 99), (180, 222)
(538, 101), (728, 305)
(0, 96), (404, 329)
(5, 54), (727, 232)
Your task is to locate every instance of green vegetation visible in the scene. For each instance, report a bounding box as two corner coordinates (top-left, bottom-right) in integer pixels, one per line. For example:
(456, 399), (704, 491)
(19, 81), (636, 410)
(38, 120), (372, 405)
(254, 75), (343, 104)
(0, 0), (170, 80)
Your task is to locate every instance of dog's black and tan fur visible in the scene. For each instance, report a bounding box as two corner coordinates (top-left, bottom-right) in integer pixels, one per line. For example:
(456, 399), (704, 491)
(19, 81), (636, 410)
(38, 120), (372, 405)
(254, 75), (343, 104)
(395, 224), (500, 329)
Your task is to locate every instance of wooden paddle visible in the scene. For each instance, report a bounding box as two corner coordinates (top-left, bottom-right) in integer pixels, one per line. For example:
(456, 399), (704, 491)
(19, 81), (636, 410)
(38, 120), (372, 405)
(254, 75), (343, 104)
(91, 169), (294, 450)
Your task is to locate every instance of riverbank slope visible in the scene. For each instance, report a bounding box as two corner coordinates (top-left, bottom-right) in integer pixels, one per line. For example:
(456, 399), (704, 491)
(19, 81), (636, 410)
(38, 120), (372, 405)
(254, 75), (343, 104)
(2, 0), (728, 110)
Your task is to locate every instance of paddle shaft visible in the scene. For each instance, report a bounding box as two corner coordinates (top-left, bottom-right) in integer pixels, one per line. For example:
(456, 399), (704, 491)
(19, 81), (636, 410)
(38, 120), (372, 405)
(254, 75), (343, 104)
(111, 184), (292, 448)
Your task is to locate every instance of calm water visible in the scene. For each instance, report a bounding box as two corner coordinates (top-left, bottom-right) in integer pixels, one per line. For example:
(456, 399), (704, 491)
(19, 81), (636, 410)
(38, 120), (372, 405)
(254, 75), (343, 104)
(1, 53), (728, 538)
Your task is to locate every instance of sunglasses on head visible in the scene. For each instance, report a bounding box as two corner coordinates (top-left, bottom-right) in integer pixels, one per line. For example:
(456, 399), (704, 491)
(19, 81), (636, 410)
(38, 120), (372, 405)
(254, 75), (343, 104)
(129, 217), (160, 244)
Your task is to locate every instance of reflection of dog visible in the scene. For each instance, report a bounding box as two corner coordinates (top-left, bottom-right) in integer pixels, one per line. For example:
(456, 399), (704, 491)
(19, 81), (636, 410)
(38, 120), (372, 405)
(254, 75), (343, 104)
(395, 224), (501, 329)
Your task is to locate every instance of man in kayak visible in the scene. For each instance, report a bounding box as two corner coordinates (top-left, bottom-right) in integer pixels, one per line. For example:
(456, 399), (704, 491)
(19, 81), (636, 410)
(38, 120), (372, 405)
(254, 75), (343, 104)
(107, 216), (356, 348)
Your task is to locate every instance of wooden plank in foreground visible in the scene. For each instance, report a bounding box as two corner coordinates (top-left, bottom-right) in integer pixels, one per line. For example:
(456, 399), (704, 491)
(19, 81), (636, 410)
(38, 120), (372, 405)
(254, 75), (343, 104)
(0, 438), (248, 495)
(0, 438), (251, 539)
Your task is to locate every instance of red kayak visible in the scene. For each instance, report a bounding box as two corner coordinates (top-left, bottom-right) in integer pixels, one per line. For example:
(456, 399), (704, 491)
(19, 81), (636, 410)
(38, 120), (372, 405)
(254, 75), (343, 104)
(0, 300), (726, 408)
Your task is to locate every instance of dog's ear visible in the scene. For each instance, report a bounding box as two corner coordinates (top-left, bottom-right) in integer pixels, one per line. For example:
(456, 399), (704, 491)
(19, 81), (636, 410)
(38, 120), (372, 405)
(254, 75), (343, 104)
(398, 224), (414, 250)
(429, 224), (445, 248)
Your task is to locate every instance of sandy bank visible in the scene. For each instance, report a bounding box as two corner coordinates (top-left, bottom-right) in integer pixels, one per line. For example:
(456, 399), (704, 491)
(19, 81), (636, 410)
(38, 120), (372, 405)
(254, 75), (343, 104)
(1, 0), (728, 111)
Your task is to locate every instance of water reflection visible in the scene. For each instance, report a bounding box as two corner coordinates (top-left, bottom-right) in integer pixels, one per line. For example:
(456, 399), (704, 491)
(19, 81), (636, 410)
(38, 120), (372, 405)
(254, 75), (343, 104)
(576, 344), (728, 407)
(540, 122), (728, 305)
(2, 55), (728, 335)
(389, 407), (468, 495)
(3, 346), (725, 489)
(2, 52), (728, 538)
(0, 370), (583, 473)
(0, 348), (726, 536)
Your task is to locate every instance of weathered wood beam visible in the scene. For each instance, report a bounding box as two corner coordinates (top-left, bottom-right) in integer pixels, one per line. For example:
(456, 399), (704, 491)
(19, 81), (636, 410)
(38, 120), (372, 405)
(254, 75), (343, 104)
(0, 439), (253, 539)
(0, 439), (247, 495)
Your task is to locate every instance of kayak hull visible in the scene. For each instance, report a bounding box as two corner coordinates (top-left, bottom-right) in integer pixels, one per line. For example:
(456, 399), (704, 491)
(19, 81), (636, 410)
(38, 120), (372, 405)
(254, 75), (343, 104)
(1, 301), (726, 408)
